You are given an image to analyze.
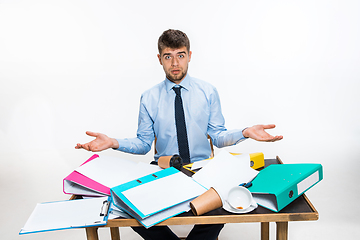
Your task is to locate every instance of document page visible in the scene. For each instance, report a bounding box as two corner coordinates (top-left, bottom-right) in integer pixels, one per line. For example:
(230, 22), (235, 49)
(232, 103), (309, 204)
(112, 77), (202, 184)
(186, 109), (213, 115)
(192, 150), (258, 201)
(75, 155), (136, 188)
(191, 159), (210, 170)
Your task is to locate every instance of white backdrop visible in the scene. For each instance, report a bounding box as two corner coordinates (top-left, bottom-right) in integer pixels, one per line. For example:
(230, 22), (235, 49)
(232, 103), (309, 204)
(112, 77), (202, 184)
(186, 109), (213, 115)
(1, 0), (359, 239)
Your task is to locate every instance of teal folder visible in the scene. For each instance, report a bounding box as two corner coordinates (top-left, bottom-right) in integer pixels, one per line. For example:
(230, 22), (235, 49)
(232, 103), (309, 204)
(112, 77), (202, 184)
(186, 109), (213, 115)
(111, 167), (207, 228)
(248, 164), (323, 212)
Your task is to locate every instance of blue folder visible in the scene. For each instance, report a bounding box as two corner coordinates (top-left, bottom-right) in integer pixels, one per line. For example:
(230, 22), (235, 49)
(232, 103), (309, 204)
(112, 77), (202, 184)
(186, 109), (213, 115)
(111, 167), (207, 228)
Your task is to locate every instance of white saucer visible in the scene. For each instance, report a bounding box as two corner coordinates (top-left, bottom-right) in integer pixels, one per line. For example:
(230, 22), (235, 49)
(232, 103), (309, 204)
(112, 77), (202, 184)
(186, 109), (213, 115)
(223, 199), (258, 214)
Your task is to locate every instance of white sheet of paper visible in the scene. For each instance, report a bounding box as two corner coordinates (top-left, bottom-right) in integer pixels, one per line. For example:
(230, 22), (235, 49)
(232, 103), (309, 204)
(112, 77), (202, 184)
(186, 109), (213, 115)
(192, 150), (258, 202)
(191, 159), (209, 170)
(122, 172), (206, 216)
(75, 155), (137, 188)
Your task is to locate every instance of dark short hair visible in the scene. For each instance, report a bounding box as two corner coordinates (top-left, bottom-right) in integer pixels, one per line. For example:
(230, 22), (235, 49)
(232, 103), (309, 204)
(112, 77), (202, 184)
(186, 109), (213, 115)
(158, 29), (190, 54)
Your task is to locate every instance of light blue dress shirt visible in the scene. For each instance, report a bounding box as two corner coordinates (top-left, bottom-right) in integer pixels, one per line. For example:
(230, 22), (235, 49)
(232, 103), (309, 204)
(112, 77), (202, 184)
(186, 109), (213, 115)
(115, 74), (247, 162)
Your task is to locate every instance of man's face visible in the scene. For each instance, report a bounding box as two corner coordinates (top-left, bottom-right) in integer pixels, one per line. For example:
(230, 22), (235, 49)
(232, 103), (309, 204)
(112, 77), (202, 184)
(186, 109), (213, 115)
(157, 46), (192, 84)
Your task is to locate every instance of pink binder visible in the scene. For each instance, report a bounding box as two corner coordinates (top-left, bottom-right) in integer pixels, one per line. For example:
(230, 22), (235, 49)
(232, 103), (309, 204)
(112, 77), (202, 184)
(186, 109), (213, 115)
(63, 154), (111, 197)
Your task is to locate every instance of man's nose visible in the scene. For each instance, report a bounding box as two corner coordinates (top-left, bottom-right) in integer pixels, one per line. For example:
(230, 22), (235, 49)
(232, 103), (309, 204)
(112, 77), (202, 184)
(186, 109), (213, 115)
(171, 57), (179, 66)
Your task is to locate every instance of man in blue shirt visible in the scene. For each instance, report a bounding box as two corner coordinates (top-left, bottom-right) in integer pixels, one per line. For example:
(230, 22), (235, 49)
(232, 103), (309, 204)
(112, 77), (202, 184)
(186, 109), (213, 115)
(76, 29), (282, 240)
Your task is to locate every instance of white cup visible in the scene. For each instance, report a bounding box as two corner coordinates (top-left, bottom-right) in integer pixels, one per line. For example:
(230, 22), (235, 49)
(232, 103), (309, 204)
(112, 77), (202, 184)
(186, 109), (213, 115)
(227, 186), (256, 210)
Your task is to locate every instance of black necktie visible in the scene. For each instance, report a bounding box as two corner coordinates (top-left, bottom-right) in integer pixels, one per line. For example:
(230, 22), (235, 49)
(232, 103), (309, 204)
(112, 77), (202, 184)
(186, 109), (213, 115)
(173, 86), (190, 163)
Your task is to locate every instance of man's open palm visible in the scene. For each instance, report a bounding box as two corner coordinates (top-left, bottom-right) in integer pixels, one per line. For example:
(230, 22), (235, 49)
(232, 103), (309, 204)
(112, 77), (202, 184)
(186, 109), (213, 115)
(243, 124), (283, 142)
(75, 131), (118, 152)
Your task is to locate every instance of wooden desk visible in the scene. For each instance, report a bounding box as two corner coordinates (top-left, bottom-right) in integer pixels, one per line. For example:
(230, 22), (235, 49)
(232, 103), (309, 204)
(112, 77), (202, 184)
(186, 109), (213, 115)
(77, 157), (319, 240)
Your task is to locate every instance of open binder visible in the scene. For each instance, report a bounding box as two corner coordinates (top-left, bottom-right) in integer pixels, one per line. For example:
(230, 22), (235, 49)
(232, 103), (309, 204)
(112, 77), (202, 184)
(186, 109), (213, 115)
(111, 167), (207, 228)
(20, 197), (111, 234)
(248, 163), (323, 212)
(63, 154), (161, 197)
(63, 154), (110, 196)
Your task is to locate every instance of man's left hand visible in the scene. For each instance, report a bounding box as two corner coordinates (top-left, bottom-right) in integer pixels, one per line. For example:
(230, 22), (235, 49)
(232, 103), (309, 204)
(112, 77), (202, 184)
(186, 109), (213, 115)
(242, 124), (283, 142)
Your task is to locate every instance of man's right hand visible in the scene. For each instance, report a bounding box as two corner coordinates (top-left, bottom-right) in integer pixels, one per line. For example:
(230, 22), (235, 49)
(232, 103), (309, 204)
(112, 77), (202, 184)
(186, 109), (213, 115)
(75, 131), (119, 152)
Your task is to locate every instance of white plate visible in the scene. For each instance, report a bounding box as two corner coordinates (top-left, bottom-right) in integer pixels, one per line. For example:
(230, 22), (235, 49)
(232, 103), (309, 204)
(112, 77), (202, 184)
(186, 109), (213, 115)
(223, 199), (258, 214)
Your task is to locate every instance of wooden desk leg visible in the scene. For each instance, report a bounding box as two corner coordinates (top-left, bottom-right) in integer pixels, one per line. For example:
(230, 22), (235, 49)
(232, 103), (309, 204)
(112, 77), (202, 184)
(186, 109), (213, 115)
(276, 222), (288, 240)
(110, 227), (121, 240)
(86, 227), (99, 240)
(261, 222), (270, 240)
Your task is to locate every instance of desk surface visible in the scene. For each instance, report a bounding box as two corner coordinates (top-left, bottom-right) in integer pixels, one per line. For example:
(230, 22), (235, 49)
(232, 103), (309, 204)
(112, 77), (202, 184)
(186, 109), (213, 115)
(104, 194), (317, 228)
(96, 157), (319, 228)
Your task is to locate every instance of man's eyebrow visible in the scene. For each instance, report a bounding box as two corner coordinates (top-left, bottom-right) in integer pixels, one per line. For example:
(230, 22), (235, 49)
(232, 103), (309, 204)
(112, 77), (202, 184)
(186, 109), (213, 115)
(162, 51), (187, 57)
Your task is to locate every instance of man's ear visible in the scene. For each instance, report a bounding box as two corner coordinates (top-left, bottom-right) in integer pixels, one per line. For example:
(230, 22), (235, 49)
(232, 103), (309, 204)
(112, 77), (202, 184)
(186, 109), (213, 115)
(157, 54), (163, 65)
(188, 51), (192, 62)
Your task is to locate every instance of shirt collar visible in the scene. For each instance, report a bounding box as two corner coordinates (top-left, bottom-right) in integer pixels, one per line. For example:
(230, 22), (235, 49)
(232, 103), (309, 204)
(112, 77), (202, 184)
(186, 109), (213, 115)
(165, 74), (191, 93)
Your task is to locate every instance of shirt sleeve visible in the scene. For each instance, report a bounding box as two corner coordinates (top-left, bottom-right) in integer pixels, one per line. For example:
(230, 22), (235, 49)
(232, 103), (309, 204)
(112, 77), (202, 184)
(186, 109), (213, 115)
(206, 87), (247, 148)
(114, 95), (155, 154)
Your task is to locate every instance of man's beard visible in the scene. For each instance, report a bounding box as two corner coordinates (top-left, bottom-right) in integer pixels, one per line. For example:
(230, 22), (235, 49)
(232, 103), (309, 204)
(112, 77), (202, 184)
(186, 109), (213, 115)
(166, 68), (187, 83)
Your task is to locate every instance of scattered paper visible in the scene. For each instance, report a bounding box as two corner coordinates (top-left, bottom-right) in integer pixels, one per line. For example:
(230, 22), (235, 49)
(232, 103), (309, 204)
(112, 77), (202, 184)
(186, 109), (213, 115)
(192, 150), (258, 202)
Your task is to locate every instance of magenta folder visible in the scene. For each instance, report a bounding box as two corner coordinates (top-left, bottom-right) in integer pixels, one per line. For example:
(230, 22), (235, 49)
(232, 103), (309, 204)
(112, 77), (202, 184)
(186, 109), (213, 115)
(63, 154), (111, 197)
